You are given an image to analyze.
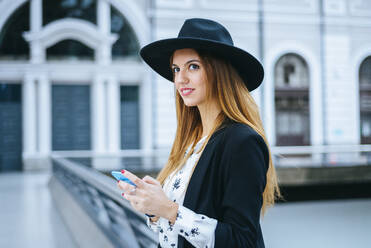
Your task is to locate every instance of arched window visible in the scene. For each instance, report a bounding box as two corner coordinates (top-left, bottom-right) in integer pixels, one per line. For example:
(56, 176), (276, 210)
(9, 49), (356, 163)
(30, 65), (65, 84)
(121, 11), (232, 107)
(111, 6), (140, 59)
(359, 56), (371, 144)
(275, 53), (309, 87)
(0, 2), (29, 60)
(43, 0), (97, 26)
(275, 53), (310, 146)
(46, 39), (94, 61)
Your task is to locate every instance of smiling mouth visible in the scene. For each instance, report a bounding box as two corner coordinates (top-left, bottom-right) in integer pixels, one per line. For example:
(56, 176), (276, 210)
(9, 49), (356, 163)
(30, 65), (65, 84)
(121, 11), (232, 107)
(180, 88), (194, 96)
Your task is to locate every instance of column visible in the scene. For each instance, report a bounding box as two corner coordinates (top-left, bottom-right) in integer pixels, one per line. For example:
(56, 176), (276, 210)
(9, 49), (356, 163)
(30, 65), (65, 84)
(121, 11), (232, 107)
(38, 74), (51, 155)
(91, 75), (106, 153)
(251, 87), (262, 116)
(31, 0), (42, 32)
(263, 73), (275, 145)
(140, 71), (154, 170)
(30, 0), (44, 63)
(141, 70), (153, 153)
(22, 75), (37, 157)
(106, 76), (120, 152)
(325, 35), (355, 144)
(97, 0), (111, 65)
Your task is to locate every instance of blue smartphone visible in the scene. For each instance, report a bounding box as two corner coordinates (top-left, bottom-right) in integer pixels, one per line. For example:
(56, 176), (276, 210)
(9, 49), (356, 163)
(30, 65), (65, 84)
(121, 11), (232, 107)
(111, 171), (136, 187)
(112, 171), (155, 218)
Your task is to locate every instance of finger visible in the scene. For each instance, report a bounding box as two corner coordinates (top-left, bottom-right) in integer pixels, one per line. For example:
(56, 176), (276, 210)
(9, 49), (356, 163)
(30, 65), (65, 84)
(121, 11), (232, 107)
(125, 194), (147, 213)
(122, 170), (145, 188)
(117, 180), (136, 192)
(142, 175), (160, 185)
(124, 193), (141, 204)
(124, 194), (138, 209)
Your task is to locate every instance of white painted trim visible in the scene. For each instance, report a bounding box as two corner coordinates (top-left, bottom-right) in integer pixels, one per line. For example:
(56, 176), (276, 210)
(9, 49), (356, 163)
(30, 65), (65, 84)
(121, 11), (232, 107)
(200, 0), (258, 11)
(97, 0), (112, 65)
(108, 0), (152, 150)
(264, 14), (319, 25)
(29, 0), (44, 64)
(1, 0), (150, 47)
(38, 74), (51, 155)
(323, 0), (347, 16)
(324, 17), (371, 27)
(154, 9), (259, 23)
(22, 74), (37, 158)
(352, 46), (371, 144)
(264, 0), (318, 14)
(0, 0), (27, 32)
(23, 18), (118, 50)
(140, 67), (153, 152)
(157, 0), (193, 9)
(106, 75), (121, 152)
(0, 62), (144, 83)
(349, 1), (371, 17)
(91, 74), (107, 153)
(1, 0), (153, 164)
(30, 0), (41, 32)
(264, 41), (322, 146)
(98, 0), (110, 35)
(109, 0), (150, 46)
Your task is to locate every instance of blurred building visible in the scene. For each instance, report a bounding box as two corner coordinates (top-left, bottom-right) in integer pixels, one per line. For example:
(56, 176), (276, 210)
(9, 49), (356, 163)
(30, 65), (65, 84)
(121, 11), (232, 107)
(0, 0), (371, 171)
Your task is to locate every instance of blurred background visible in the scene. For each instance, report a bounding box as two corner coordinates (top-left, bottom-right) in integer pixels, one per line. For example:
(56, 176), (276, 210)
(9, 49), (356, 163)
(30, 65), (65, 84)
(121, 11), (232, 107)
(0, 0), (370, 247)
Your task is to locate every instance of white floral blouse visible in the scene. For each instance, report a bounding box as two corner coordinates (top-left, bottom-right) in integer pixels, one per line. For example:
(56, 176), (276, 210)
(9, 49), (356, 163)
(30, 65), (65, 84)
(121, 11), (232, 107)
(147, 136), (218, 248)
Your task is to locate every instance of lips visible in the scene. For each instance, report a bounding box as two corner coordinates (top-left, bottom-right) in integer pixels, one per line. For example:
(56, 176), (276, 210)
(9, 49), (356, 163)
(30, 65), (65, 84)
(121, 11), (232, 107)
(180, 88), (194, 96)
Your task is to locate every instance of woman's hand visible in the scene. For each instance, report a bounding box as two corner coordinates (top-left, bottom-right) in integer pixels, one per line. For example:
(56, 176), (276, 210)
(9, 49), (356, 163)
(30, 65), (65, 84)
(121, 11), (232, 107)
(117, 170), (178, 224)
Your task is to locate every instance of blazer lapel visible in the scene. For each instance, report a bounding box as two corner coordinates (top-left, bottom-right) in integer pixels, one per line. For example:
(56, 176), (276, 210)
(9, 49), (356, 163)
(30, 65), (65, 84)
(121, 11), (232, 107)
(177, 143), (215, 248)
(183, 126), (227, 207)
(177, 126), (226, 248)
(182, 142), (214, 210)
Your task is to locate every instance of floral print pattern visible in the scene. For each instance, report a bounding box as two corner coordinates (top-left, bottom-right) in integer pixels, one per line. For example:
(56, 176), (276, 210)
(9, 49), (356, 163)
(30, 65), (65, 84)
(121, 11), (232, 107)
(172, 178), (181, 190)
(146, 136), (217, 248)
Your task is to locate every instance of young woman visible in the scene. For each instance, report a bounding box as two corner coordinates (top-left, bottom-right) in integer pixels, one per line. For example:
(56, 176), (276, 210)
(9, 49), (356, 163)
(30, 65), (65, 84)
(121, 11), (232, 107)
(117, 18), (281, 248)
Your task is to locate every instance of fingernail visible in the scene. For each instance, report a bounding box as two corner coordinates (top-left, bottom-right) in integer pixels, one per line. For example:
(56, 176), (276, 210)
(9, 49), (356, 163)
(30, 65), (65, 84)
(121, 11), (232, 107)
(121, 169), (125, 174)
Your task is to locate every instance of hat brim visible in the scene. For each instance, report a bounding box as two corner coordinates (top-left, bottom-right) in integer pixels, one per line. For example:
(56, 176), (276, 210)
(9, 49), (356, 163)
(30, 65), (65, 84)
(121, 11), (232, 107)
(140, 38), (264, 92)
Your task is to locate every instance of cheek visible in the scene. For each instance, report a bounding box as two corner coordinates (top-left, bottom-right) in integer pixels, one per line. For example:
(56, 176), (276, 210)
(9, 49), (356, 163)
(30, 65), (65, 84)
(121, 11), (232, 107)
(174, 83), (180, 93)
(198, 81), (208, 99)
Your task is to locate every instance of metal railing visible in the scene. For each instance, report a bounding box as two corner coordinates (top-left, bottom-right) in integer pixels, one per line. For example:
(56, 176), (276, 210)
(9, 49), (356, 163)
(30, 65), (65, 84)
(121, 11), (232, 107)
(51, 156), (158, 248)
(51, 144), (371, 170)
(271, 144), (371, 167)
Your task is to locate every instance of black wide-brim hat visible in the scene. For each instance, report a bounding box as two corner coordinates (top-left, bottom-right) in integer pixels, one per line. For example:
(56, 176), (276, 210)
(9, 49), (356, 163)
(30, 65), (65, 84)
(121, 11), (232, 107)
(140, 18), (264, 92)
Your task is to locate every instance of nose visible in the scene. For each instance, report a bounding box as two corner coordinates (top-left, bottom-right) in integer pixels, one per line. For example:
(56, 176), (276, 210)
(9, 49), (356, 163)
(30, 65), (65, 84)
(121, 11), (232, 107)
(174, 69), (188, 86)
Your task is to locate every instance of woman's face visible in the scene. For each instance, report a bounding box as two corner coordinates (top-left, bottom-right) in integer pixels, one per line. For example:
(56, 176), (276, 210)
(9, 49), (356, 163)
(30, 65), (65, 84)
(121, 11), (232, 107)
(172, 48), (209, 107)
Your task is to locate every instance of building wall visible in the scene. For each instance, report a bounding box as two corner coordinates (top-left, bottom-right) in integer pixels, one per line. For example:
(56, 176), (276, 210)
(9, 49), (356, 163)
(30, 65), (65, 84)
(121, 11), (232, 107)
(0, 0), (152, 170)
(1, 0), (371, 171)
(263, 0), (322, 146)
(154, 0), (371, 147)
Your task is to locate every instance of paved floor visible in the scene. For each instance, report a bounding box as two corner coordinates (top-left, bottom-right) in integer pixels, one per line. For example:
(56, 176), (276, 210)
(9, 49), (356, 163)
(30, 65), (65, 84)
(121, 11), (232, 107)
(1, 172), (370, 248)
(0, 172), (77, 248)
(262, 198), (371, 248)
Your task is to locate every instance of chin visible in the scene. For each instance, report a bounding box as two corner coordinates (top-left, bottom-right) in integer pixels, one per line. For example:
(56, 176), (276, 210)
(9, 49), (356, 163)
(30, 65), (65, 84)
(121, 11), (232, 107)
(183, 99), (199, 107)
(184, 102), (198, 107)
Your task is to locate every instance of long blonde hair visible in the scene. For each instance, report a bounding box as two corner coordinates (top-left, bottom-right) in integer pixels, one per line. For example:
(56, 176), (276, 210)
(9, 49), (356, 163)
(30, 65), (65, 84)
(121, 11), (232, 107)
(157, 49), (281, 216)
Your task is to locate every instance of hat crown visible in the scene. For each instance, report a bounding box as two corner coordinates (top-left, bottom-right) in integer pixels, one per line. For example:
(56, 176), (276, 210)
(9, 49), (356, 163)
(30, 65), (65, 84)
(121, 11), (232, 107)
(178, 18), (234, 46)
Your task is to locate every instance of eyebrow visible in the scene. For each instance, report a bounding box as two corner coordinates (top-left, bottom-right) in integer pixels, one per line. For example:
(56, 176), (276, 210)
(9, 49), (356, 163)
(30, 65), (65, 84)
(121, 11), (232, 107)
(171, 59), (200, 67)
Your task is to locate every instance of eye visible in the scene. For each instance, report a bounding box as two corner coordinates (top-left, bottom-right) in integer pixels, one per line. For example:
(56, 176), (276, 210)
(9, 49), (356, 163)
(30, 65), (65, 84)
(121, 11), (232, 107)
(189, 64), (200, 70)
(172, 67), (180, 73)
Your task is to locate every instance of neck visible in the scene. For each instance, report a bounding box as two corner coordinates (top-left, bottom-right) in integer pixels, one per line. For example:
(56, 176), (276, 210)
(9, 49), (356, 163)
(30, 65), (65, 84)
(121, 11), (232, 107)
(197, 100), (221, 137)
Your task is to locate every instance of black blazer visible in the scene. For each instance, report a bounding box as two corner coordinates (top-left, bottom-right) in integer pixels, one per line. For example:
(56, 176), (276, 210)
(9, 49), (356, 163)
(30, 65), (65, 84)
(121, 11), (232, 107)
(159, 122), (269, 248)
